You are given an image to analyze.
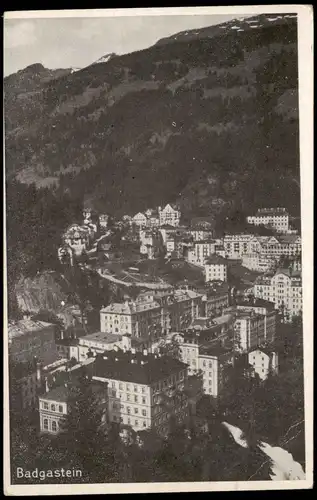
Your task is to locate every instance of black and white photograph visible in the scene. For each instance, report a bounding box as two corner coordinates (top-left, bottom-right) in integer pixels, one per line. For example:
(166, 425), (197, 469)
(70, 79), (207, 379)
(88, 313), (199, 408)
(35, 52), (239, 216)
(3, 6), (313, 494)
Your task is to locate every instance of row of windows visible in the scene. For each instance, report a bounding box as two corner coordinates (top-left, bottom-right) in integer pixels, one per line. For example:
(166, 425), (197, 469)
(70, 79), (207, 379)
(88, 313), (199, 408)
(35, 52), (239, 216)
(110, 382), (147, 393)
(113, 403), (147, 416)
(41, 402), (63, 413)
(113, 415), (148, 427)
(43, 419), (58, 432)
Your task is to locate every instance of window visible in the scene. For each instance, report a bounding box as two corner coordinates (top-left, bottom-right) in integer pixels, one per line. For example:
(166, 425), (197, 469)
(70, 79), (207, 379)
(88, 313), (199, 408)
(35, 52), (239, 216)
(120, 404), (124, 410)
(51, 421), (57, 432)
(51, 404), (56, 412)
(209, 380), (212, 385)
(143, 421), (147, 427)
(127, 418), (131, 425)
(43, 418), (49, 430)
(112, 390), (116, 397)
(134, 395), (138, 403)
(119, 383), (123, 390)
(134, 385), (138, 392)
(126, 384), (130, 391)
(142, 387), (145, 393)
(127, 407), (131, 415)
(59, 405), (63, 413)
(43, 402), (48, 410)
(127, 394), (130, 401)
(142, 397), (146, 404)
(142, 409), (146, 416)
(112, 382), (116, 388)
(135, 420), (139, 427)
(134, 408), (139, 414)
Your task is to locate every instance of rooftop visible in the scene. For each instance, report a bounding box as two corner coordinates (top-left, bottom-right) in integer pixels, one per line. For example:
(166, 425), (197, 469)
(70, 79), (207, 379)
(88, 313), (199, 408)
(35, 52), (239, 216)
(40, 378), (107, 403)
(79, 331), (123, 344)
(205, 254), (228, 265)
(199, 344), (232, 358)
(255, 208), (288, 216)
(8, 319), (55, 340)
(93, 349), (187, 385)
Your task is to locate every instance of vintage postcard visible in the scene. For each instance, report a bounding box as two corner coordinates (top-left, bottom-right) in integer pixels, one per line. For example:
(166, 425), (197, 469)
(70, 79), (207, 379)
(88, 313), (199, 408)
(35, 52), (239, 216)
(3, 5), (313, 495)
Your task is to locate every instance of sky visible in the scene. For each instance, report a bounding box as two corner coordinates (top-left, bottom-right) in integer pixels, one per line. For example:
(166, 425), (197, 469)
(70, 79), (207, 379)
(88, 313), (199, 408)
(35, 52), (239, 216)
(4, 14), (247, 76)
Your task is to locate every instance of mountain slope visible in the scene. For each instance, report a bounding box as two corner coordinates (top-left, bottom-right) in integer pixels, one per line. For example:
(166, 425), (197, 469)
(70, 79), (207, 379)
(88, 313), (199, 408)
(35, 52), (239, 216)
(4, 14), (300, 217)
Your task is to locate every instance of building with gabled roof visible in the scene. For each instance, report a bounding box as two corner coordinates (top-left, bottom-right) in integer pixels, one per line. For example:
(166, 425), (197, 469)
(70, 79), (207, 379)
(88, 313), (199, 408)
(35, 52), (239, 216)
(159, 204), (181, 227)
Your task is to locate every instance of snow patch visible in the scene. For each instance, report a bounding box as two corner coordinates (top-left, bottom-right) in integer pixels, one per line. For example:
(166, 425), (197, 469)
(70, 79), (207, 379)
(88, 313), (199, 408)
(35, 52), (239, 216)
(259, 442), (305, 480)
(222, 422), (249, 448)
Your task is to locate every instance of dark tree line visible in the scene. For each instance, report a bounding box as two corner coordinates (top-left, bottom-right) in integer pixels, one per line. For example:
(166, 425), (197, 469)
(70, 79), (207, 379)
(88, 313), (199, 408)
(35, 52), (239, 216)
(6, 179), (83, 319)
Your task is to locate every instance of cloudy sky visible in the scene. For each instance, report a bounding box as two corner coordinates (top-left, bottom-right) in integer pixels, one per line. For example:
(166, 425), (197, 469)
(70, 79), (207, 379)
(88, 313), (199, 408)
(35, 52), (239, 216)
(4, 14), (247, 76)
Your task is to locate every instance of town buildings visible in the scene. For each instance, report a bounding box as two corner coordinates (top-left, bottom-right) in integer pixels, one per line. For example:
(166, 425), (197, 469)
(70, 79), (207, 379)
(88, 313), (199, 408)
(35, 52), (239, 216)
(200, 282), (230, 317)
(250, 235), (301, 260)
(62, 224), (91, 256)
(39, 378), (108, 434)
(248, 347), (279, 381)
(178, 331), (233, 397)
(186, 240), (218, 266)
(231, 303), (277, 352)
(223, 234), (254, 259)
(241, 253), (276, 273)
(99, 214), (109, 228)
(100, 289), (203, 341)
(8, 318), (58, 366)
(189, 227), (214, 241)
(158, 204), (181, 227)
(247, 207), (290, 233)
(132, 212), (148, 228)
(204, 254), (228, 282)
(92, 349), (189, 434)
(253, 268), (302, 321)
(9, 359), (43, 412)
(139, 229), (162, 259)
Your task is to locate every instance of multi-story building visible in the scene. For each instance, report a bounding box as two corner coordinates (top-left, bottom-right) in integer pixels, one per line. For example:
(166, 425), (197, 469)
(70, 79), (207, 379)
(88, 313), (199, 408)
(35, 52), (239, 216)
(8, 318), (58, 366)
(178, 332), (233, 397)
(204, 254), (228, 282)
(223, 234), (254, 259)
(132, 212), (148, 228)
(251, 235), (302, 260)
(189, 228), (214, 241)
(139, 229), (162, 259)
(62, 224), (91, 256)
(186, 240), (218, 266)
(248, 347), (279, 381)
(99, 214), (109, 228)
(232, 304), (277, 352)
(9, 359), (43, 412)
(241, 253), (276, 273)
(253, 268), (302, 322)
(200, 282), (230, 317)
(92, 349), (189, 434)
(39, 378), (108, 434)
(247, 207), (290, 233)
(100, 289), (203, 341)
(76, 332), (150, 362)
(158, 204), (181, 227)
